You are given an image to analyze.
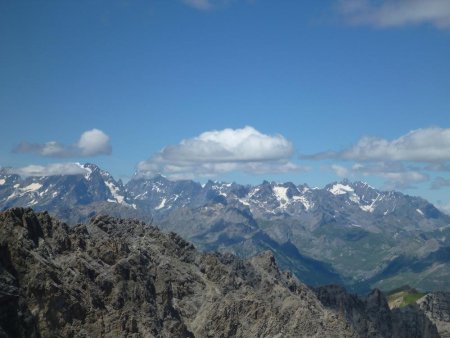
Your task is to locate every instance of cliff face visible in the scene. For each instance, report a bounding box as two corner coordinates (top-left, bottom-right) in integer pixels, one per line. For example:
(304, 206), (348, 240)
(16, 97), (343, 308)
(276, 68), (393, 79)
(0, 208), (356, 338)
(418, 292), (450, 338)
(314, 285), (440, 338)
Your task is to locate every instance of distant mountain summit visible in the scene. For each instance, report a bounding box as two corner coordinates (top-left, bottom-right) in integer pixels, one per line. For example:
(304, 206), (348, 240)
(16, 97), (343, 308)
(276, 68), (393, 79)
(1, 163), (450, 292)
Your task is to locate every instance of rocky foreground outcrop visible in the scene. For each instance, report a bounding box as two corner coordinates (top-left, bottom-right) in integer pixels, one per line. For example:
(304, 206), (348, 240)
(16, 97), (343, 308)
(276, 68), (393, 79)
(0, 208), (440, 337)
(418, 292), (450, 338)
(314, 285), (439, 338)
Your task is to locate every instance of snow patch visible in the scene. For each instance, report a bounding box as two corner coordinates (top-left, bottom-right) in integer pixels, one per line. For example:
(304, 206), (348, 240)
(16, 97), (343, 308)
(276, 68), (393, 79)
(155, 198), (166, 210)
(248, 187), (260, 198)
(152, 184), (162, 192)
(105, 181), (125, 204)
(329, 184), (354, 195)
(238, 198), (250, 206)
(416, 209), (424, 216)
(6, 192), (18, 200)
(273, 186), (289, 204)
(39, 189), (49, 197)
(22, 183), (42, 192)
(360, 205), (374, 213)
(0, 179), (5, 185)
(349, 194), (360, 204)
(292, 195), (313, 211)
(27, 199), (37, 206)
(329, 183), (362, 205)
(359, 194), (381, 213)
(76, 163), (92, 180)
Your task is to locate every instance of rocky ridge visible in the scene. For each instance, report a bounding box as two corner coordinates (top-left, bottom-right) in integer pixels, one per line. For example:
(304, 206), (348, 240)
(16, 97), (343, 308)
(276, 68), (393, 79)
(0, 208), (356, 337)
(0, 208), (443, 337)
(418, 292), (450, 338)
(314, 285), (439, 338)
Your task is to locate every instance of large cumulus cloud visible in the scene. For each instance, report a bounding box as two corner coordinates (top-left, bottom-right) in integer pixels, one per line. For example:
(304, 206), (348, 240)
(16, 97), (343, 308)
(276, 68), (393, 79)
(137, 126), (306, 179)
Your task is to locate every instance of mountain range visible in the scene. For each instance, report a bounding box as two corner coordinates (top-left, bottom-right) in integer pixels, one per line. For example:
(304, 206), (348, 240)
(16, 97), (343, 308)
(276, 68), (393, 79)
(1, 163), (450, 292)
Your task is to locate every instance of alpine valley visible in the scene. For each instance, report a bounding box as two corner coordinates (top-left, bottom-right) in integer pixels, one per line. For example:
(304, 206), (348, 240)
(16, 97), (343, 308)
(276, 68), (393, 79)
(1, 163), (450, 293)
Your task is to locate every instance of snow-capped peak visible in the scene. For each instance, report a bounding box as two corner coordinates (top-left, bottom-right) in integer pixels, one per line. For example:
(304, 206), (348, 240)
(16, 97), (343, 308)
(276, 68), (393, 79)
(273, 185), (289, 204)
(328, 183), (354, 195)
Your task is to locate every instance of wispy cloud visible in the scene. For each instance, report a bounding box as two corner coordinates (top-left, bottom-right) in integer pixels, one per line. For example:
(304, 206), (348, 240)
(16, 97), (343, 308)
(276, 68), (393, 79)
(182, 0), (250, 11)
(431, 176), (450, 190)
(330, 164), (350, 177)
(437, 202), (450, 215)
(137, 126), (307, 179)
(310, 128), (450, 189)
(338, 0), (450, 29)
(330, 161), (429, 189)
(13, 129), (112, 158)
(182, 0), (214, 11)
(305, 127), (450, 163)
(7, 163), (88, 177)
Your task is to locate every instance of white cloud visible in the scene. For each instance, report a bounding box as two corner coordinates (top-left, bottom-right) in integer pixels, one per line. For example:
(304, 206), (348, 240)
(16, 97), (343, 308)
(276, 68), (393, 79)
(8, 163), (88, 177)
(13, 128), (112, 158)
(329, 161), (429, 189)
(437, 202), (450, 215)
(343, 128), (450, 162)
(331, 164), (350, 177)
(307, 128), (450, 163)
(137, 126), (306, 179)
(339, 0), (450, 29)
(77, 129), (111, 156)
(380, 171), (428, 189)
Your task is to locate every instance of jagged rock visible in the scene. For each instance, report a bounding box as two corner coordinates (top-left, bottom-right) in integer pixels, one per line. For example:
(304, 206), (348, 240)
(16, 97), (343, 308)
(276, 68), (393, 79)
(315, 284), (439, 338)
(392, 304), (440, 338)
(0, 208), (356, 338)
(418, 292), (450, 337)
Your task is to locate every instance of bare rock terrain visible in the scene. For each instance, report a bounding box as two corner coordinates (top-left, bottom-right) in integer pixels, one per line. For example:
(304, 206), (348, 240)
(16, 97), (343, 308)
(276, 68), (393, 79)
(418, 292), (450, 338)
(0, 208), (443, 337)
(0, 208), (355, 337)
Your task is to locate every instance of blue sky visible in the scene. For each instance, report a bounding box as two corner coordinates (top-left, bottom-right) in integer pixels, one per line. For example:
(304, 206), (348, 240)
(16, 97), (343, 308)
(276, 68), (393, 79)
(0, 0), (449, 210)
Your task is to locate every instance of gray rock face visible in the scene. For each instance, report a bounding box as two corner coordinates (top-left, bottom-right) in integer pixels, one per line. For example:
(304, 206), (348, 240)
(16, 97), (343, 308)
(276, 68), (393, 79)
(315, 285), (439, 338)
(0, 208), (357, 338)
(391, 304), (440, 338)
(315, 285), (387, 337)
(418, 292), (450, 338)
